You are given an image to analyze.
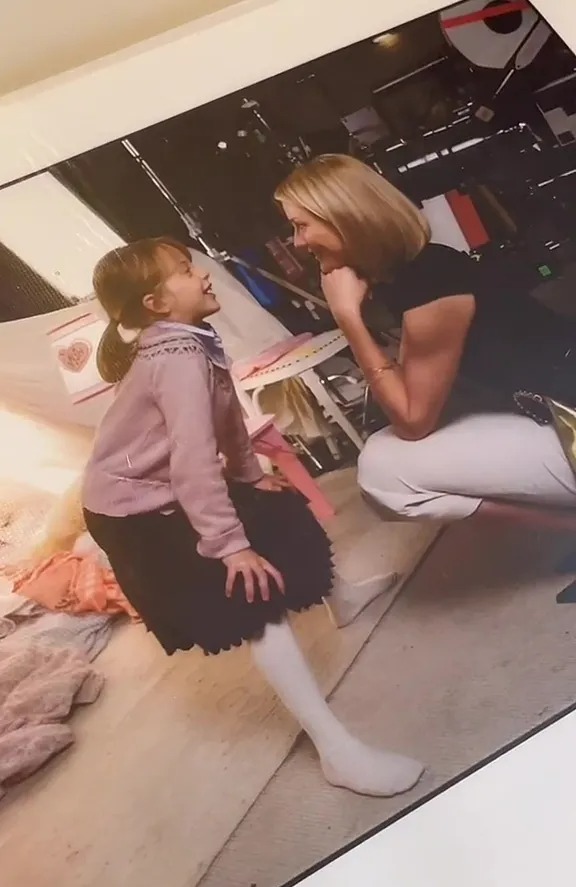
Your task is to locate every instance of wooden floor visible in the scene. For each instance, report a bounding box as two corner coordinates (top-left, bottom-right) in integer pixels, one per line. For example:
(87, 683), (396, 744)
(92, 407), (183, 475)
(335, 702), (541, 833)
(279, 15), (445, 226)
(0, 470), (439, 887)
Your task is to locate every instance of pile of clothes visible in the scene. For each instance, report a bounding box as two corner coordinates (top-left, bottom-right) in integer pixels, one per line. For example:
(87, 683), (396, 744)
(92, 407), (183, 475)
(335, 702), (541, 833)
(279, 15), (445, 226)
(0, 616), (104, 800)
(11, 546), (139, 621)
(0, 528), (139, 799)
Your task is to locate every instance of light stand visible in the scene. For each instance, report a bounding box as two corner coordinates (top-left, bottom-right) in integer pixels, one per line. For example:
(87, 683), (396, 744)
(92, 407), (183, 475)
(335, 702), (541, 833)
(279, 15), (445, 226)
(120, 137), (330, 313)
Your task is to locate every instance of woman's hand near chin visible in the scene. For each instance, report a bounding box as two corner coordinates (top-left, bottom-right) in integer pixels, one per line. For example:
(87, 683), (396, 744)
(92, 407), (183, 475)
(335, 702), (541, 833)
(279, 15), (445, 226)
(321, 267), (369, 323)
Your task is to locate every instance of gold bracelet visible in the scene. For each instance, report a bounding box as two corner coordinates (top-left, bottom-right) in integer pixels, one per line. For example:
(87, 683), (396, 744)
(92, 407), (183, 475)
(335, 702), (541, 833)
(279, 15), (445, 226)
(366, 361), (396, 380)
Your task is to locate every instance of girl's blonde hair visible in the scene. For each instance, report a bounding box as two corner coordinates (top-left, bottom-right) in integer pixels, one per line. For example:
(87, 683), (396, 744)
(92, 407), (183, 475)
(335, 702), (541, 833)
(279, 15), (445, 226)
(274, 154), (430, 280)
(94, 236), (190, 384)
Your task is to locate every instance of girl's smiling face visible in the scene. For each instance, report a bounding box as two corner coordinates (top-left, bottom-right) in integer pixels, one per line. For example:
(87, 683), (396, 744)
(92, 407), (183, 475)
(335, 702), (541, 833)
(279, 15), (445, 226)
(145, 246), (221, 324)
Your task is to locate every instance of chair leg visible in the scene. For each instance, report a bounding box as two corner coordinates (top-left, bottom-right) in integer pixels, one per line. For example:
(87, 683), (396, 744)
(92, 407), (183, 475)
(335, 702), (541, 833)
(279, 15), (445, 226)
(292, 434), (324, 471)
(300, 369), (364, 450)
(251, 424), (336, 523)
(274, 452), (336, 523)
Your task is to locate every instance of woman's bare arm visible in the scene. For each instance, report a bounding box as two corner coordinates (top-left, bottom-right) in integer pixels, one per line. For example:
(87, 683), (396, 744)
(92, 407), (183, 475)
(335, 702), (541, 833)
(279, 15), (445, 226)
(337, 295), (475, 439)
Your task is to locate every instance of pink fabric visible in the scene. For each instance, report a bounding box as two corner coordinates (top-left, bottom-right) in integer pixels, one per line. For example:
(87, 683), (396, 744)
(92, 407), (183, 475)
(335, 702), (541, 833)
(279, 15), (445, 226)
(13, 552), (140, 621)
(83, 324), (264, 560)
(232, 333), (313, 380)
(251, 424), (336, 523)
(0, 639), (103, 798)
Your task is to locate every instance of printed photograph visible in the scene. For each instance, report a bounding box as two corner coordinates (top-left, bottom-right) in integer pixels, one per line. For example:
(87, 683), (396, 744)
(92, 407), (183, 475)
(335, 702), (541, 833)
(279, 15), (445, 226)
(1, 3), (576, 886)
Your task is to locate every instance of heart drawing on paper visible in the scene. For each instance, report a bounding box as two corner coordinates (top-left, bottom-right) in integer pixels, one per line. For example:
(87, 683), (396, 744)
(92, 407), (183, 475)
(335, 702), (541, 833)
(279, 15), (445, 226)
(58, 338), (93, 373)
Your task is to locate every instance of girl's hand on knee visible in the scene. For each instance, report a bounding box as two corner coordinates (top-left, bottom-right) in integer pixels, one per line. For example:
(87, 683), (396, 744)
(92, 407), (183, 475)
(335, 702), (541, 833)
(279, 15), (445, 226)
(253, 474), (291, 493)
(223, 549), (285, 603)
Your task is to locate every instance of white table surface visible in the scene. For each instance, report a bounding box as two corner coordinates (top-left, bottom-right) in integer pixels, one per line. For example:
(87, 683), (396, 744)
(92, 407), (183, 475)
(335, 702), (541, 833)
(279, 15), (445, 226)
(244, 413), (274, 437)
(239, 330), (348, 390)
(294, 706), (576, 887)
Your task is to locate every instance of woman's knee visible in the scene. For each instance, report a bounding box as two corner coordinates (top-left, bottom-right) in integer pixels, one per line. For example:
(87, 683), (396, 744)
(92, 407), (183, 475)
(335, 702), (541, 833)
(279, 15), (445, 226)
(357, 430), (423, 519)
(357, 428), (480, 522)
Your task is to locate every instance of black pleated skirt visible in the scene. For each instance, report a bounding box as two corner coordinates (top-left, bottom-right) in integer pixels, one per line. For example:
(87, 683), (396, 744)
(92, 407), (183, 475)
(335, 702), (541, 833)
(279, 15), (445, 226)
(84, 483), (334, 655)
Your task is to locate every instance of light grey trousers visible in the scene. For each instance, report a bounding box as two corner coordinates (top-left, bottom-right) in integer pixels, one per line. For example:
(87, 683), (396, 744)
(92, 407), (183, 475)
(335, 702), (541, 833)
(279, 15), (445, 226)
(358, 413), (576, 521)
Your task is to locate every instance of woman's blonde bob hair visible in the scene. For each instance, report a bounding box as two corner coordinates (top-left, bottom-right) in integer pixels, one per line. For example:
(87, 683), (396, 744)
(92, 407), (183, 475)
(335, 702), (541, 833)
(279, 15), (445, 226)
(274, 154), (430, 280)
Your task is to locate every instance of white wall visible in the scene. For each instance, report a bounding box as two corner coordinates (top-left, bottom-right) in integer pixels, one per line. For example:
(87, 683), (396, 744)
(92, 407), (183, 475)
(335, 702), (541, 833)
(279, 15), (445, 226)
(0, 0), (251, 95)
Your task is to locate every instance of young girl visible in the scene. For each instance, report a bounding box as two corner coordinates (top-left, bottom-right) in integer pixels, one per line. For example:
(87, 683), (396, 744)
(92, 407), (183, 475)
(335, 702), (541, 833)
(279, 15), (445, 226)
(82, 237), (423, 797)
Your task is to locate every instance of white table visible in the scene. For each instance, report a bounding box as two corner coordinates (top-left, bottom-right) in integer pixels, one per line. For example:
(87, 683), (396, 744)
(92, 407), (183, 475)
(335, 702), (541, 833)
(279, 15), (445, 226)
(294, 706), (576, 886)
(238, 330), (364, 450)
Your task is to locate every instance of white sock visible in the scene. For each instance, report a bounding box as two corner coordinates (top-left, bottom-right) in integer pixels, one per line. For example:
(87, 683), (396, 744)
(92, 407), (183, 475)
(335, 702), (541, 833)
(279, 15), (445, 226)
(326, 572), (400, 628)
(250, 621), (423, 797)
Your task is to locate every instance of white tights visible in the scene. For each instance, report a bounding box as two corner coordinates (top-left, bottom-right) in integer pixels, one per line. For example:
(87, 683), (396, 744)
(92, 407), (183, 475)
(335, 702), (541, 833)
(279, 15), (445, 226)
(77, 531), (421, 795)
(250, 621), (423, 797)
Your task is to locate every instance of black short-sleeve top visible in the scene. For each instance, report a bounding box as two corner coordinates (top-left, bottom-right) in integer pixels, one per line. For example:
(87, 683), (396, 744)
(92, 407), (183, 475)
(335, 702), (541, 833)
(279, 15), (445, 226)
(369, 242), (576, 407)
